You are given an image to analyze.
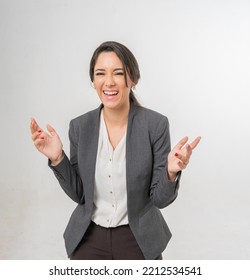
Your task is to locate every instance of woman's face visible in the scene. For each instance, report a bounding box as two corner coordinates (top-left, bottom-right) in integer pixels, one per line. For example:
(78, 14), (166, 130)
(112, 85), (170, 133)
(93, 51), (134, 111)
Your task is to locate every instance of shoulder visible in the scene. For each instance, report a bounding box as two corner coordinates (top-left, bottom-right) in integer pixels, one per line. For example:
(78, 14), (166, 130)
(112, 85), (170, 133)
(131, 105), (170, 143)
(134, 105), (169, 129)
(69, 105), (101, 130)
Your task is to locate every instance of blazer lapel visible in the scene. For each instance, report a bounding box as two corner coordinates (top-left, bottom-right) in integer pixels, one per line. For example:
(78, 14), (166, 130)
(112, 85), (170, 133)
(126, 103), (138, 208)
(79, 104), (103, 209)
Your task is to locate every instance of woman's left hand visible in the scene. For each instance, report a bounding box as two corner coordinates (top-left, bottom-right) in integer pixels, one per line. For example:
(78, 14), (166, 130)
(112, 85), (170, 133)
(167, 136), (201, 181)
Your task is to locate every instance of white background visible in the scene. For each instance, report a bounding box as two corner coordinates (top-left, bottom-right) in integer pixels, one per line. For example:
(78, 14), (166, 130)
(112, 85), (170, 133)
(0, 0), (249, 259)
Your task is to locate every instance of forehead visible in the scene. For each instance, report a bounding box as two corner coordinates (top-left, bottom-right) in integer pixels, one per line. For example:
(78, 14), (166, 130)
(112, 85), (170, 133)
(94, 51), (123, 69)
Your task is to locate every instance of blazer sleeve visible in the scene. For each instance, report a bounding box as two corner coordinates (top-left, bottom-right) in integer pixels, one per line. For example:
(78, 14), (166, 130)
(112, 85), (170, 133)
(48, 120), (85, 204)
(150, 116), (181, 208)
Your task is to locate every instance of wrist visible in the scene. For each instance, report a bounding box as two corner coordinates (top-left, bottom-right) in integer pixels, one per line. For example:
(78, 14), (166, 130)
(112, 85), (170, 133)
(50, 151), (64, 166)
(167, 171), (177, 182)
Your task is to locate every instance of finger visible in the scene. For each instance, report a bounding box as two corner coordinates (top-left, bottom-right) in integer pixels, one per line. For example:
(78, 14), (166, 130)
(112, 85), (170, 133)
(34, 137), (45, 149)
(32, 130), (42, 141)
(46, 124), (57, 136)
(185, 144), (192, 158)
(30, 118), (42, 134)
(174, 136), (189, 150)
(190, 136), (201, 150)
(177, 160), (187, 170)
(175, 152), (189, 166)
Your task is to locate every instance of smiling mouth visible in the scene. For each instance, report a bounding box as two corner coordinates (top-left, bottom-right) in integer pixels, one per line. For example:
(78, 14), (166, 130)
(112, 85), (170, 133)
(103, 91), (118, 96)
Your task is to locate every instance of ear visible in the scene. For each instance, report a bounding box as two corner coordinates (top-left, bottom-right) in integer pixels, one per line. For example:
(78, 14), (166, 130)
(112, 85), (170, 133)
(91, 82), (96, 89)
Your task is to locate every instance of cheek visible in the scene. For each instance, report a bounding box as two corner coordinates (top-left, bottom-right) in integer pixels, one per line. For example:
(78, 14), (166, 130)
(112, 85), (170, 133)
(93, 79), (104, 89)
(118, 78), (130, 89)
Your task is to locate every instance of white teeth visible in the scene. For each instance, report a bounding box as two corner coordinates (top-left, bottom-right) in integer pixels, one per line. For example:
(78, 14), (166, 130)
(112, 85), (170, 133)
(103, 91), (118, 96)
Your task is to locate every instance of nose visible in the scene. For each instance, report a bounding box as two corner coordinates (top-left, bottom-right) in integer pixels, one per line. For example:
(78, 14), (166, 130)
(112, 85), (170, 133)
(105, 74), (115, 87)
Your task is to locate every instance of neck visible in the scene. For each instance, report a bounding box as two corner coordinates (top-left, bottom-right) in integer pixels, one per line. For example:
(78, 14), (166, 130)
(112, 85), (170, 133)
(103, 103), (130, 127)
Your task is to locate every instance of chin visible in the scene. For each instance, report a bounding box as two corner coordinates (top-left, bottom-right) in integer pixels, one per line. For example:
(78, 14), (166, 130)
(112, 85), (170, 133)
(103, 102), (120, 110)
(101, 97), (120, 109)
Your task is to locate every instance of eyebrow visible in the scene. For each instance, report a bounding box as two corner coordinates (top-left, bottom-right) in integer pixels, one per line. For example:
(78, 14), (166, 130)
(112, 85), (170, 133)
(114, 68), (124, 71)
(95, 67), (124, 72)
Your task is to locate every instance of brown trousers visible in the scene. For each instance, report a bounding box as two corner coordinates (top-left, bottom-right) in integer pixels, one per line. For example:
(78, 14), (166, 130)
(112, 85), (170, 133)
(70, 221), (162, 260)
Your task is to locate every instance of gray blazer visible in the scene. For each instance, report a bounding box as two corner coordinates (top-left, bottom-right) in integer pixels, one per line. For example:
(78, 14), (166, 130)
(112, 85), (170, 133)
(50, 102), (180, 259)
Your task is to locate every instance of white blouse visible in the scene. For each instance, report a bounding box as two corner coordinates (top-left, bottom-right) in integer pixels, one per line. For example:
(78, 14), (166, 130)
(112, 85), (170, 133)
(92, 110), (128, 227)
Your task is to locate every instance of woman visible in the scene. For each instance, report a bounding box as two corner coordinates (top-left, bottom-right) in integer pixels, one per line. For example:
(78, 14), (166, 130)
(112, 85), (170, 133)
(30, 41), (201, 260)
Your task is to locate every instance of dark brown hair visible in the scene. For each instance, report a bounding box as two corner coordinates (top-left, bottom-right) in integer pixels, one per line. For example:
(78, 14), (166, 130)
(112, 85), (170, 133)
(89, 41), (141, 106)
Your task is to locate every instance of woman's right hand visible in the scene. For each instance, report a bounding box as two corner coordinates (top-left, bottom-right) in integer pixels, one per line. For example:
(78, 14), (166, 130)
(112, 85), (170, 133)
(30, 118), (64, 165)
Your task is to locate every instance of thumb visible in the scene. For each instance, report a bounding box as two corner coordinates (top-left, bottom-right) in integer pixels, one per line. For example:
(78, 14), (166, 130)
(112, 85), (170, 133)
(46, 124), (57, 136)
